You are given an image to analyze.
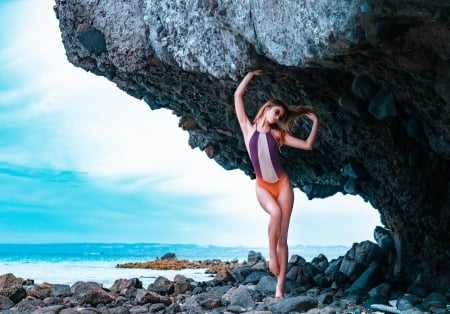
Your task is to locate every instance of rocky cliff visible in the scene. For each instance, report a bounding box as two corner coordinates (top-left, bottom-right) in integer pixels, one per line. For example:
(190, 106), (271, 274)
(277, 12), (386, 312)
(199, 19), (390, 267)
(54, 0), (449, 291)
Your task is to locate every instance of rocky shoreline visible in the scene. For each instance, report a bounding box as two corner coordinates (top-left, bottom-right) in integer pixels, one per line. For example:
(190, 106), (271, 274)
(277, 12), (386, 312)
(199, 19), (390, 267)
(1, 231), (449, 313)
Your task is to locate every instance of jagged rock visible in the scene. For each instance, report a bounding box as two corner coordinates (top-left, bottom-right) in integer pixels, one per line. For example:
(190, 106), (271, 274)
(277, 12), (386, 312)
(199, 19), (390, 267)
(54, 0), (450, 290)
(28, 283), (53, 300)
(2, 245), (450, 313)
(229, 285), (256, 310)
(135, 289), (160, 305)
(148, 276), (174, 295)
(0, 273), (26, 290)
(368, 88), (397, 119)
(160, 252), (177, 261)
(242, 270), (270, 285)
(191, 290), (223, 311)
(0, 285), (27, 304)
(232, 265), (256, 283)
(70, 281), (114, 306)
(0, 294), (14, 311)
(110, 278), (142, 298)
(396, 294), (422, 311)
(317, 292), (334, 306)
(11, 296), (45, 313)
(312, 273), (332, 289)
(248, 250), (265, 264)
(166, 302), (182, 314)
(33, 304), (65, 313)
(51, 284), (71, 298)
(180, 296), (206, 314)
(306, 288), (320, 298)
(422, 292), (447, 311)
(270, 295), (318, 314)
(310, 254), (329, 273)
(255, 275), (277, 297)
(173, 275), (196, 295)
(345, 261), (384, 296)
(339, 241), (382, 281)
(149, 303), (167, 312)
(219, 287), (235, 307)
(251, 261), (268, 271)
(365, 282), (391, 306)
(214, 267), (235, 283)
(373, 226), (395, 254)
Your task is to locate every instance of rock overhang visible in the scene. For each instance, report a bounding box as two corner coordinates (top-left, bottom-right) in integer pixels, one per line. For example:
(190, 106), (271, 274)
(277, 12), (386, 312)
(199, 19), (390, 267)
(54, 0), (450, 290)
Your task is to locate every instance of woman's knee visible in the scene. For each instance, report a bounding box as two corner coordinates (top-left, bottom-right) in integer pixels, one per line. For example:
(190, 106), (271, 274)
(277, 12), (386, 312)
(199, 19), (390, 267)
(268, 206), (282, 221)
(278, 227), (289, 241)
(277, 236), (288, 248)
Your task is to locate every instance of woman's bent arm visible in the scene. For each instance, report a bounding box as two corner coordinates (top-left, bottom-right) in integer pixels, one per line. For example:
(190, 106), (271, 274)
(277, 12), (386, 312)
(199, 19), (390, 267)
(283, 112), (319, 150)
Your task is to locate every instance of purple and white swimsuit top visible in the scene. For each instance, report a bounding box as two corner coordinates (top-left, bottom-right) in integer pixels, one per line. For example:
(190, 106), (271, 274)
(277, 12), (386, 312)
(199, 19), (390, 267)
(248, 129), (287, 183)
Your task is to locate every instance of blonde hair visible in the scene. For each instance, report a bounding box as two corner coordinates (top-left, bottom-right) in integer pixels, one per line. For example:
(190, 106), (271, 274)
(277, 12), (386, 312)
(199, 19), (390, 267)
(254, 99), (317, 144)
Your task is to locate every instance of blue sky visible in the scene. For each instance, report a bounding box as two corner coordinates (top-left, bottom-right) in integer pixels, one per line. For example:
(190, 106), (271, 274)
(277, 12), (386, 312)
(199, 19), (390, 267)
(0, 0), (381, 247)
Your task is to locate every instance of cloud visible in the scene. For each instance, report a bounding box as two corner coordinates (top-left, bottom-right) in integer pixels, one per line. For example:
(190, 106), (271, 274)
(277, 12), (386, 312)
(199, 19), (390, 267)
(0, 0), (381, 247)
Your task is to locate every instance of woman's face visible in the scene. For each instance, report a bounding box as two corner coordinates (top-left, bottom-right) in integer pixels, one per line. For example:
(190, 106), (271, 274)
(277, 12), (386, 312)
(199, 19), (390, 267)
(265, 106), (285, 124)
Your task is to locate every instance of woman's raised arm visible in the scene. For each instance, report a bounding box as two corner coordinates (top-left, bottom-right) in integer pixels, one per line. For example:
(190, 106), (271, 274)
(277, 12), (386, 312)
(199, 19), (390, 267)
(234, 70), (263, 135)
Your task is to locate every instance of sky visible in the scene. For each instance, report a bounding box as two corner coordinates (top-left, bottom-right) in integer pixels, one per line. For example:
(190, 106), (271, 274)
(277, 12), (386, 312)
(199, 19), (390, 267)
(0, 0), (381, 248)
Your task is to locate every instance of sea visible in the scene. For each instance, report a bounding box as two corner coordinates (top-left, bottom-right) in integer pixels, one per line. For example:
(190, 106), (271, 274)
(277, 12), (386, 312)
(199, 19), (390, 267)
(0, 243), (349, 288)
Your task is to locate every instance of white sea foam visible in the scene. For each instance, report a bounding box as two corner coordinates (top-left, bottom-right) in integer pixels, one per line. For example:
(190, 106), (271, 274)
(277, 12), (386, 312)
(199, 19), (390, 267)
(0, 243), (350, 288)
(0, 261), (213, 288)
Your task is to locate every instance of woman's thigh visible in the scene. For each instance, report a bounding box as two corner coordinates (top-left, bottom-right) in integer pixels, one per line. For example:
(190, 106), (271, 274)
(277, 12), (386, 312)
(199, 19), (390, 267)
(277, 180), (294, 233)
(256, 184), (282, 218)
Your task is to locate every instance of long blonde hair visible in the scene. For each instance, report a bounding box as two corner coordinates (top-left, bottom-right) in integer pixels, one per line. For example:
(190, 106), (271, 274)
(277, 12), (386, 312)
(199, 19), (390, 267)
(254, 99), (317, 144)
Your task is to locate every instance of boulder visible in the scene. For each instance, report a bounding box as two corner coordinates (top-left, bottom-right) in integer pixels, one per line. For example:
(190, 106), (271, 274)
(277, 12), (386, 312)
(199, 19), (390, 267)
(228, 286), (256, 312)
(0, 285), (27, 304)
(271, 295), (318, 314)
(0, 294), (14, 311)
(255, 276), (277, 297)
(110, 278), (142, 298)
(51, 284), (71, 298)
(173, 275), (196, 295)
(339, 241), (382, 281)
(134, 289), (160, 305)
(248, 250), (265, 264)
(11, 296), (45, 313)
(0, 273), (26, 290)
(70, 281), (113, 306)
(160, 252), (177, 261)
(345, 261), (384, 295)
(28, 284), (52, 300)
(148, 276), (174, 295)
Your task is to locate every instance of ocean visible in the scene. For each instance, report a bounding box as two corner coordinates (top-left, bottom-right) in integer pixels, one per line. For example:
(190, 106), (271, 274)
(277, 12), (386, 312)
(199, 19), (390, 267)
(0, 243), (349, 288)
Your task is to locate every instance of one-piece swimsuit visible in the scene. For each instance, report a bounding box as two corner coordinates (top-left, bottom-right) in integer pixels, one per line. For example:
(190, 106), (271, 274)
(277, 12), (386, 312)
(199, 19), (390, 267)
(248, 127), (288, 198)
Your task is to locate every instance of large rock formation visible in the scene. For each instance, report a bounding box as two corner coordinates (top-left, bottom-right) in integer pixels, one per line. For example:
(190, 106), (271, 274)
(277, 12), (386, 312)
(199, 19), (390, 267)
(54, 0), (449, 291)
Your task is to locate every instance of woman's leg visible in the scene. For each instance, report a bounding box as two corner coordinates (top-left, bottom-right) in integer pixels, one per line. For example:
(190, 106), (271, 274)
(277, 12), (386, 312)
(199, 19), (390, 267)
(274, 180), (294, 298)
(256, 185), (282, 276)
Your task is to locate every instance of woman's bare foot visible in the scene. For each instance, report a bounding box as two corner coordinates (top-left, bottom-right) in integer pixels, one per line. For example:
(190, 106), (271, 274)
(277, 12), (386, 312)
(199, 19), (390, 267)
(275, 285), (284, 299)
(269, 254), (280, 276)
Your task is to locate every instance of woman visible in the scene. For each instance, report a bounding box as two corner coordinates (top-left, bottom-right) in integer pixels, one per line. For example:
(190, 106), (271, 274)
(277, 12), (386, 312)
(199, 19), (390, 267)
(234, 69), (319, 298)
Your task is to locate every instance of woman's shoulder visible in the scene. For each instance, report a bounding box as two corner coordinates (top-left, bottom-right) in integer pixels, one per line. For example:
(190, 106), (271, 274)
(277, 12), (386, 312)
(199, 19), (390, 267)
(270, 128), (287, 146)
(270, 128), (283, 138)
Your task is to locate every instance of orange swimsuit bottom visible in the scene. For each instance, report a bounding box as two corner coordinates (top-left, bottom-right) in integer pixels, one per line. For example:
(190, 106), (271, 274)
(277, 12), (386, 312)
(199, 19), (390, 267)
(256, 174), (289, 199)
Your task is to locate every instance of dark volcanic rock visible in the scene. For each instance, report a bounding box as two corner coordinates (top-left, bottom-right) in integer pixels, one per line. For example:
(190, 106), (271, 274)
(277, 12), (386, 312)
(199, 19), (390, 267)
(0, 294), (14, 311)
(2, 246), (450, 313)
(53, 0), (450, 291)
(71, 281), (113, 306)
(0, 273), (27, 290)
(271, 295), (318, 314)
